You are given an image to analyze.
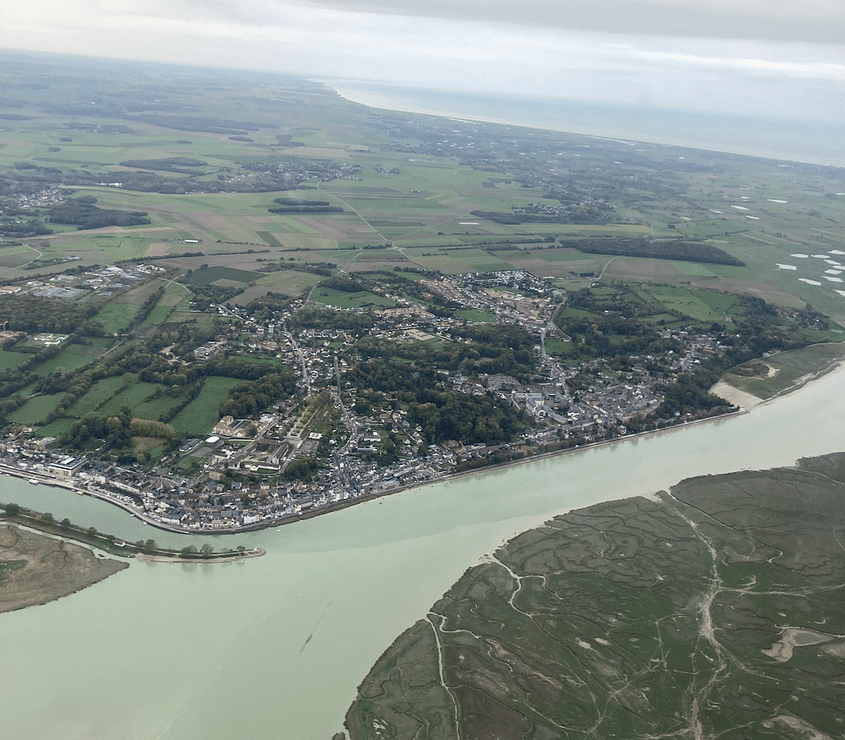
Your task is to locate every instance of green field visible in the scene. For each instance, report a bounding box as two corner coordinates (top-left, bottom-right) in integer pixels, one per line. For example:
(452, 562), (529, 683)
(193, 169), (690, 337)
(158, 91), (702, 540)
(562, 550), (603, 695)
(255, 270), (325, 292)
(6, 394), (64, 426)
(725, 342), (845, 399)
(133, 394), (187, 422)
(454, 308), (496, 323)
(65, 376), (126, 417)
(96, 382), (161, 417)
(141, 305), (174, 327)
(34, 342), (112, 376)
(311, 287), (396, 309)
(95, 303), (141, 334)
(0, 349), (29, 370)
(170, 376), (243, 436)
(34, 417), (78, 438)
(638, 284), (735, 323)
(544, 338), (574, 357)
(188, 266), (261, 286)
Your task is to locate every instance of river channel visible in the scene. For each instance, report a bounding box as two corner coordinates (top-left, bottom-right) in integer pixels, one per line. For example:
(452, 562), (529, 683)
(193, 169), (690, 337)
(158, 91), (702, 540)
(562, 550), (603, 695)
(1, 366), (844, 739)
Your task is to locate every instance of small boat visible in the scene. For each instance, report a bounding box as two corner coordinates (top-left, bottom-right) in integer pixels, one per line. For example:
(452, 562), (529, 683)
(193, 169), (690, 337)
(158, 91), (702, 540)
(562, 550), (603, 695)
(28, 478), (39, 485)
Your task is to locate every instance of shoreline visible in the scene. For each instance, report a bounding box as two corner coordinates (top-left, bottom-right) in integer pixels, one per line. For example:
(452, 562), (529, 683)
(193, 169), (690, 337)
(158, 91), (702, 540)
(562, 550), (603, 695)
(0, 508), (264, 562)
(0, 409), (744, 536)
(5, 355), (842, 539)
(135, 549), (264, 563)
(328, 83), (845, 169)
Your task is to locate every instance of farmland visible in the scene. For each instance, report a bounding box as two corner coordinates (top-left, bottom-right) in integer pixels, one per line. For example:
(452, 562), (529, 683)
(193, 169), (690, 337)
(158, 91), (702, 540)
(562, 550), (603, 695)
(0, 57), (840, 317)
(0, 51), (843, 528)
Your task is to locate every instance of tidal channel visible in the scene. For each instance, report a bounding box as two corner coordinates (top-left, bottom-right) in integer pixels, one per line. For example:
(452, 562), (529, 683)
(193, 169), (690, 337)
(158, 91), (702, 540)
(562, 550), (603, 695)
(1, 365), (844, 739)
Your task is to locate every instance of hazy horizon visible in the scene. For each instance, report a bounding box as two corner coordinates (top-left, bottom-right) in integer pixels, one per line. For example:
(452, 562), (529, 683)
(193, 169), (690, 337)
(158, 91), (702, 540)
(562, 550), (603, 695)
(2, 43), (843, 168)
(328, 78), (845, 168)
(2, 0), (844, 125)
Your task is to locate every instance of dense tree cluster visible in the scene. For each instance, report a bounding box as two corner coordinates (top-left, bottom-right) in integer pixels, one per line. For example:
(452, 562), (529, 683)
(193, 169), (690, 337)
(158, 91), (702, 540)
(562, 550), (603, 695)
(0, 295), (99, 334)
(269, 197), (342, 214)
(555, 311), (670, 361)
(353, 322), (536, 382)
(219, 372), (297, 418)
(282, 457), (319, 481)
(318, 276), (366, 293)
(567, 237), (745, 267)
(345, 360), (522, 446)
(244, 292), (295, 320)
(48, 196), (150, 230)
(0, 214), (51, 237)
(288, 306), (374, 336)
(118, 157), (208, 173)
(408, 392), (519, 446)
(449, 323), (536, 380)
(185, 281), (244, 309)
(652, 373), (727, 419)
(144, 322), (219, 358)
(471, 204), (610, 225)
(60, 408), (134, 457)
(125, 114), (267, 135)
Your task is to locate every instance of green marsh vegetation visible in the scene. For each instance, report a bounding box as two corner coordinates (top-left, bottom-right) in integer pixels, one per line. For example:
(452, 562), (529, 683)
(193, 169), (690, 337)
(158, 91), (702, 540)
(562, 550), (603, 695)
(346, 452), (845, 740)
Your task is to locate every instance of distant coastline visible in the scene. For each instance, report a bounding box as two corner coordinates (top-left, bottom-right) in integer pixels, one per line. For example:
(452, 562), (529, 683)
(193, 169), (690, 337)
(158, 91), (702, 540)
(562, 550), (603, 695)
(328, 80), (845, 168)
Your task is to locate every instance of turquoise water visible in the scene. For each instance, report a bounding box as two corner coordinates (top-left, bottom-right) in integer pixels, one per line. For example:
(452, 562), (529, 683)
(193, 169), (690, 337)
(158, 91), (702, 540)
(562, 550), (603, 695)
(1, 363), (844, 739)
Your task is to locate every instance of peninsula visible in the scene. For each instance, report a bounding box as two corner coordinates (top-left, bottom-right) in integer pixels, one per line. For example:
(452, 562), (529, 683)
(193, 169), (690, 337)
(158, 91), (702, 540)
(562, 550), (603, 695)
(0, 500), (263, 613)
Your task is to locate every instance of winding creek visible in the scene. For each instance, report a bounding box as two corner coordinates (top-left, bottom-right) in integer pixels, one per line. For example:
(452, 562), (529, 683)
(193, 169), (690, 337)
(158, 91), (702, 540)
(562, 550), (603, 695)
(1, 365), (844, 739)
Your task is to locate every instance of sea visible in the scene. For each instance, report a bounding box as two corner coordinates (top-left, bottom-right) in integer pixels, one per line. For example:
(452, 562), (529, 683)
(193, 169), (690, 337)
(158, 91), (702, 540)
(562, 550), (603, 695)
(327, 80), (845, 168)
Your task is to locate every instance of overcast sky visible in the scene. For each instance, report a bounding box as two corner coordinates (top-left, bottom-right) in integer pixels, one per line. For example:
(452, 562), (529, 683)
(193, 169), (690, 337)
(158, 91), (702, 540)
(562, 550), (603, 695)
(1, 0), (844, 121)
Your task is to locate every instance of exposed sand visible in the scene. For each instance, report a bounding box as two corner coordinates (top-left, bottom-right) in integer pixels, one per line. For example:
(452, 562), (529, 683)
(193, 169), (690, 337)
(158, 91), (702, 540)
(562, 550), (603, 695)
(709, 381), (763, 410)
(762, 628), (834, 663)
(135, 548), (264, 563)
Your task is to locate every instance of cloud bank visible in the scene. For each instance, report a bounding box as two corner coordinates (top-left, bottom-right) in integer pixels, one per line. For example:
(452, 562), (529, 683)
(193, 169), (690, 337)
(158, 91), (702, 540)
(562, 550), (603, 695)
(1, 0), (843, 121)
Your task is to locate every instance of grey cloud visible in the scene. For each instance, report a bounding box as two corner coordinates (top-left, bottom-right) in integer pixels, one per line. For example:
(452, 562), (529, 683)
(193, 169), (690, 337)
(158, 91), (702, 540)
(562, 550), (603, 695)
(77, 0), (845, 44)
(283, 0), (845, 43)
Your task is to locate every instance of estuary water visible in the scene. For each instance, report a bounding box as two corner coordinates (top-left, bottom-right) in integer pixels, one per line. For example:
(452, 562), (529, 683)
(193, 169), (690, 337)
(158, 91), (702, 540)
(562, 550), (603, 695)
(1, 365), (844, 740)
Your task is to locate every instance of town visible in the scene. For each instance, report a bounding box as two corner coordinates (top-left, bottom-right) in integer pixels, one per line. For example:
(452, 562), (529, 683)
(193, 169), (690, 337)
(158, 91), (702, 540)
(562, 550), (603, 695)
(0, 266), (762, 533)
(1, 59), (841, 536)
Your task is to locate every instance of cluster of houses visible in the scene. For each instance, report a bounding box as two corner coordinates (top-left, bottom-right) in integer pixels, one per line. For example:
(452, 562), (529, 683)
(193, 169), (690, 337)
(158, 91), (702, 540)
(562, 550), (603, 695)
(0, 263), (747, 532)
